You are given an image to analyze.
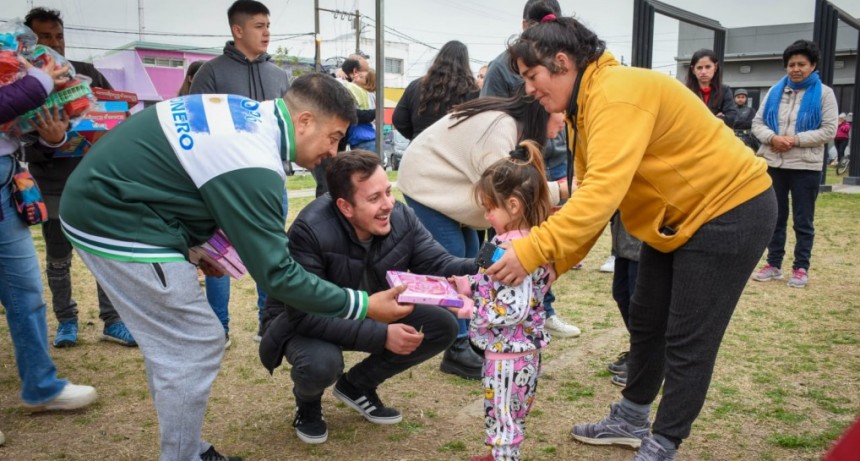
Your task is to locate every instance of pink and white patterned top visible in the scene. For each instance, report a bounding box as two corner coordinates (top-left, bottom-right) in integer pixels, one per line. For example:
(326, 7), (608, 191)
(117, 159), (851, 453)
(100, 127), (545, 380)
(454, 229), (554, 355)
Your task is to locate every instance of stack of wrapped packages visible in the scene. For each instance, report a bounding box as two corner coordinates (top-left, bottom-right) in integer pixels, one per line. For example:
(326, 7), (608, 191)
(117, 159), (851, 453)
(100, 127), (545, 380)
(0, 20), (137, 157)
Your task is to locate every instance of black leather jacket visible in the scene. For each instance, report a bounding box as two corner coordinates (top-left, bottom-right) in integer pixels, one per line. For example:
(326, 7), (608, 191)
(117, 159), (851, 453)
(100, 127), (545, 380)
(259, 194), (477, 372)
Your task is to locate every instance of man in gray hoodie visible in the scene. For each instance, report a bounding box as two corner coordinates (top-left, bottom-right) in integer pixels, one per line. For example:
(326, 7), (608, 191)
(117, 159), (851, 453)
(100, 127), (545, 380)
(189, 0), (290, 347)
(190, 0), (289, 101)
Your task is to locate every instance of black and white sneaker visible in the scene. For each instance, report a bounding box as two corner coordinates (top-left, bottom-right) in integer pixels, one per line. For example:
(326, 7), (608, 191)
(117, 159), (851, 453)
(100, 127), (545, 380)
(200, 445), (242, 461)
(293, 399), (328, 444)
(333, 375), (402, 424)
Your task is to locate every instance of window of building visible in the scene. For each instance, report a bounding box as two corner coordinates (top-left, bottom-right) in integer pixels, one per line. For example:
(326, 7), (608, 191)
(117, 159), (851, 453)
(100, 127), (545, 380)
(384, 57), (403, 75)
(142, 56), (186, 68)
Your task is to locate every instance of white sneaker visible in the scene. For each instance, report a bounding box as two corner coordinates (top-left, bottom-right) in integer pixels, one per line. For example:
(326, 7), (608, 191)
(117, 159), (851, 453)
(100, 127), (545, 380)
(0, 428), (5, 446)
(600, 256), (616, 273)
(545, 315), (581, 338)
(23, 383), (97, 413)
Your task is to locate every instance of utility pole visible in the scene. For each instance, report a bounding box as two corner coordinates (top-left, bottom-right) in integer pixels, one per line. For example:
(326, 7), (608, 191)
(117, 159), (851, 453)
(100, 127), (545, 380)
(354, 9), (361, 54)
(314, 0), (321, 71)
(374, 0), (384, 159)
(138, 0), (145, 41)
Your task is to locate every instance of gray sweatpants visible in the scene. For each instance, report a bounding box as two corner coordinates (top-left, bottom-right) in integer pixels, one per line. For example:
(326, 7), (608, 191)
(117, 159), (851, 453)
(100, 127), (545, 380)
(77, 251), (224, 461)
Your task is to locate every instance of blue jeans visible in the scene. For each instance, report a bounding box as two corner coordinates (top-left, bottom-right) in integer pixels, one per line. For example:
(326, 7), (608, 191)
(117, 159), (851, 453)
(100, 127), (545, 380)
(404, 194), (479, 338)
(546, 162), (568, 182)
(0, 155), (67, 404)
(352, 140), (377, 153)
(765, 168), (820, 271)
(207, 189), (288, 334)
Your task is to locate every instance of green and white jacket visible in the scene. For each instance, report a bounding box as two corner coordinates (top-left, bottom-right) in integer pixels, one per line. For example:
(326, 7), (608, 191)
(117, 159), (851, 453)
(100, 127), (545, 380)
(60, 94), (368, 320)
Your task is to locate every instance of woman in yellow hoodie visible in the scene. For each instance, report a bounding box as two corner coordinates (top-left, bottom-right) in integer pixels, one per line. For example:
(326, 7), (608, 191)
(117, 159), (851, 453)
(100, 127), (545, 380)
(487, 4), (777, 461)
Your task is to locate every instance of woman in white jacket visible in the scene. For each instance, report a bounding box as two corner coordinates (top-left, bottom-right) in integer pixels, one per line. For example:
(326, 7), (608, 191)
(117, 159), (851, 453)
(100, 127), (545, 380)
(751, 39), (838, 288)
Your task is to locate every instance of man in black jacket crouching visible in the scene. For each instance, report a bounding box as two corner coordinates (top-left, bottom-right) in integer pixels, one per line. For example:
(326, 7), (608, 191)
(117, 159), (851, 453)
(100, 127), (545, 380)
(260, 150), (475, 444)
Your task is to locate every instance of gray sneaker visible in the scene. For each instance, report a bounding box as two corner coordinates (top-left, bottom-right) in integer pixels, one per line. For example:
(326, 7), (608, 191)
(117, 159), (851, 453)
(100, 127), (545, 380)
(751, 264), (783, 282)
(611, 371), (627, 388)
(633, 436), (677, 461)
(571, 403), (650, 448)
(787, 268), (808, 288)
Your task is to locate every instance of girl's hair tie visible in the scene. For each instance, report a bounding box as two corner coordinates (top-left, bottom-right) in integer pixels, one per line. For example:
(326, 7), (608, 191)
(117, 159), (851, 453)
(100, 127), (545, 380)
(541, 13), (557, 23)
(509, 146), (529, 161)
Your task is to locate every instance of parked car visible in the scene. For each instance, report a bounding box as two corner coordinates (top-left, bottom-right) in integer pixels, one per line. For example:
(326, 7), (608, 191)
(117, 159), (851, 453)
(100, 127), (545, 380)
(384, 130), (410, 171)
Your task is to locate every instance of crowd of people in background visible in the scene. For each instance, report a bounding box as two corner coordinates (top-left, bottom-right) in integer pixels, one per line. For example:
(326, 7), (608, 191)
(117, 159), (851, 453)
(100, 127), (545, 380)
(0, 0), (854, 460)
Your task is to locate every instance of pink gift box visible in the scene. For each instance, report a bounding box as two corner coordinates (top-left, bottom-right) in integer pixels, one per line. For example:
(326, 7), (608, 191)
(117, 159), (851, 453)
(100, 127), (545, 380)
(385, 270), (464, 308)
(201, 229), (247, 279)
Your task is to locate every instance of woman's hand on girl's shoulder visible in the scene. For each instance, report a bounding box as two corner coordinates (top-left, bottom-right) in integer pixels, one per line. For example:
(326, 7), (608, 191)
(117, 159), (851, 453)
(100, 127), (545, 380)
(485, 242), (528, 286)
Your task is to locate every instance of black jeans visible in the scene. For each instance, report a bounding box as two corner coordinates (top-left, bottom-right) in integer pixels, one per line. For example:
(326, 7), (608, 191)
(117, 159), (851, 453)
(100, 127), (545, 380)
(612, 257), (639, 331)
(41, 218), (118, 325)
(286, 304), (458, 403)
(622, 188), (776, 444)
(765, 168), (820, 271)
(834, 138), (848, 164)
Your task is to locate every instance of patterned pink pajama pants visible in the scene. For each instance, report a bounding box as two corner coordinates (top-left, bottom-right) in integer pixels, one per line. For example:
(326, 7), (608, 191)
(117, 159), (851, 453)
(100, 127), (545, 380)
(481, 350), (541, 461)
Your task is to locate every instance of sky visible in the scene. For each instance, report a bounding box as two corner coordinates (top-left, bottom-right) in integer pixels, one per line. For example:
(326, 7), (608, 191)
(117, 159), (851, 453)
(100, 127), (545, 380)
(3, 0), (859, 82)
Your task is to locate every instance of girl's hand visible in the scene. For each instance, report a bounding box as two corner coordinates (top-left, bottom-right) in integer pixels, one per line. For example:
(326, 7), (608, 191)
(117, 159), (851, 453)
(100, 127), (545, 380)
(17, 56), (33, 70)
(39, 55), (71, 89)
(18, 55), (70, 88)
(485, 242), (528, 286)
(453, 295), (475, 319)
(32, 104), (70, 145)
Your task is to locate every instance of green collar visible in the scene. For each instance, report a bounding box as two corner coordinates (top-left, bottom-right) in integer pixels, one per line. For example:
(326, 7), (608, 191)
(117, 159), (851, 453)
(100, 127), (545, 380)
(274, 98), (297, 162)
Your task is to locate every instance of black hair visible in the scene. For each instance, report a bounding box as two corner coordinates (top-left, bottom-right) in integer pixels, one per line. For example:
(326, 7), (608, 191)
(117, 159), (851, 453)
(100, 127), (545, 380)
(523, 0), (560, 21)
(25, 7), (63, 28)
(507, 2), (605, 75)
(418, 40), (478, 115)
(684, 49), (725, 112)
(474, 140), (550, 231)
(285, 73), (357, 125)
(341, 58), (363, 81)
(177, 61), (206, 96)
(326, 150), (383, 204)
(228, 0), (270, 26)
(450, 91), (549, 147)
(782, 39), (819, 68)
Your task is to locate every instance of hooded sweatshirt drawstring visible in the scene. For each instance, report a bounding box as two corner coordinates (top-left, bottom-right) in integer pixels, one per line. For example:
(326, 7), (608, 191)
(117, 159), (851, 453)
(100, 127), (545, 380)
(247, 61), (254, 100)
(257, 63), (266, 100)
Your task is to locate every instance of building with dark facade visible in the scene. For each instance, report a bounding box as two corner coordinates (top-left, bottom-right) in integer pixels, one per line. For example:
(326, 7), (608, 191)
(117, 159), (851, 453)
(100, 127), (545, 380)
(675, 21), (857, 113)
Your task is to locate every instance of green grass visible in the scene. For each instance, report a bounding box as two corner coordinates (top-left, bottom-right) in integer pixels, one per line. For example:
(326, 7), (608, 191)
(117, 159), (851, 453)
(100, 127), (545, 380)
(1, 181), (857, 461)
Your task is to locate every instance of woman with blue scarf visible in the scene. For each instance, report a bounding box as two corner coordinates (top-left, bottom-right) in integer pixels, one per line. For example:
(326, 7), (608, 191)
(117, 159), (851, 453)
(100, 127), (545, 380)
(751, 40), (838, 289)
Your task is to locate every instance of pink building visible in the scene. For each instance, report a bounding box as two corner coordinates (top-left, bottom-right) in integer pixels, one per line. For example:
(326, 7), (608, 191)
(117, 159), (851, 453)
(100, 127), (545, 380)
(93, 41), (220, 109)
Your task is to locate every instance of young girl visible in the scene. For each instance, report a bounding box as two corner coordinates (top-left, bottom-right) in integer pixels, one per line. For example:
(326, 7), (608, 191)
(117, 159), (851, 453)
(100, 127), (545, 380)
(452, 140), (554, 461)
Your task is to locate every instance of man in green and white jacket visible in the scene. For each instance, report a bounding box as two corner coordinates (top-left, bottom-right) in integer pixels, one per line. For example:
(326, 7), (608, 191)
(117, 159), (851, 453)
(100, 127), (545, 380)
(60, 73), (412, 461)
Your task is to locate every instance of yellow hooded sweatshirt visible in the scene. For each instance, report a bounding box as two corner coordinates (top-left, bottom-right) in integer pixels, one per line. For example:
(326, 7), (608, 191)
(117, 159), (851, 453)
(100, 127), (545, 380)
(512, 52), (772, 276)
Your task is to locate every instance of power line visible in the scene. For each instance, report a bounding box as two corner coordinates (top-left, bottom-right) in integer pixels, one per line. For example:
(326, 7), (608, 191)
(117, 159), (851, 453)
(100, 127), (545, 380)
(0, 18), (310, 39)
(360, 16), (488, 65)
(58, 34), (313, 53)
